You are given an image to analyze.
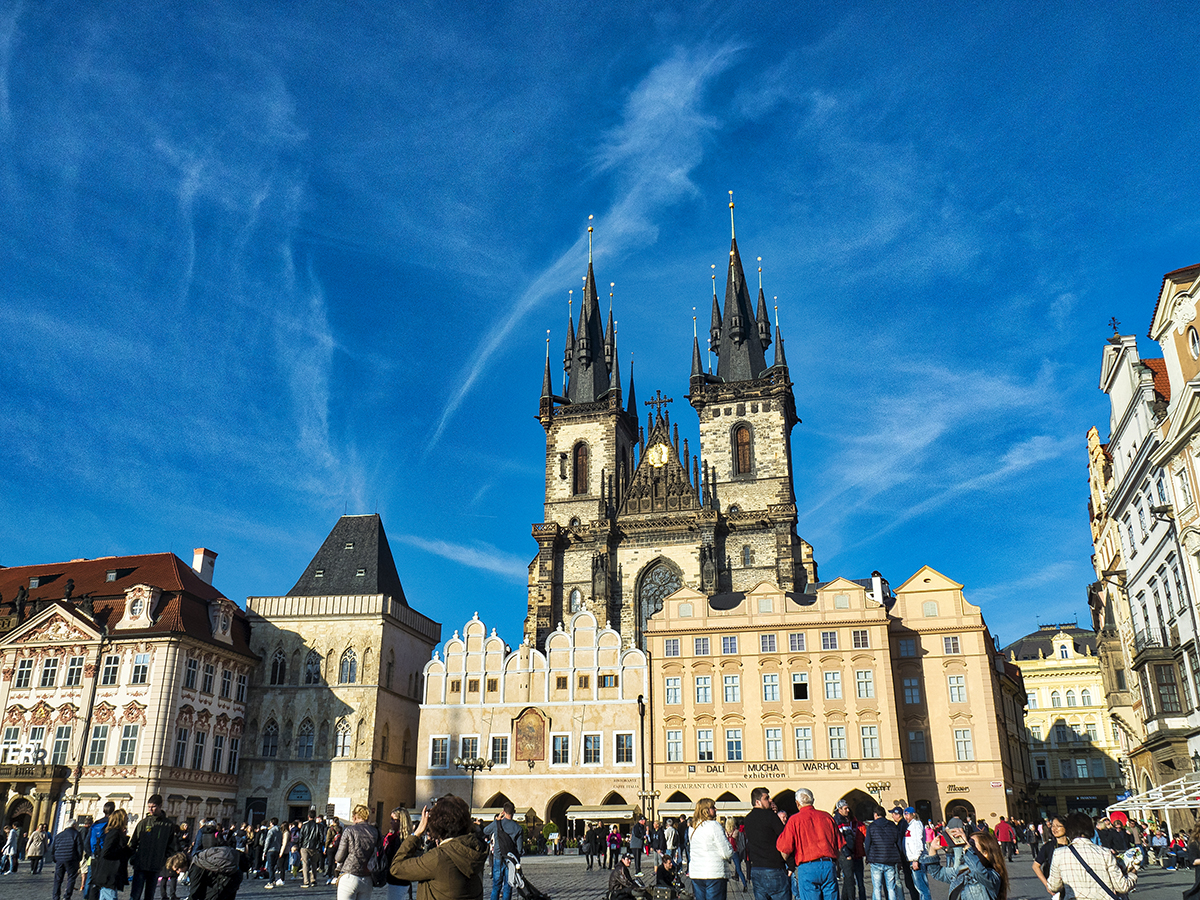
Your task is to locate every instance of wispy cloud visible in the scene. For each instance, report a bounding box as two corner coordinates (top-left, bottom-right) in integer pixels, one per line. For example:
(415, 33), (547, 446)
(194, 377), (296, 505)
(395, 535), (529, 582)
(425, 43), (742, 452)
(967, 561), (1079, 611)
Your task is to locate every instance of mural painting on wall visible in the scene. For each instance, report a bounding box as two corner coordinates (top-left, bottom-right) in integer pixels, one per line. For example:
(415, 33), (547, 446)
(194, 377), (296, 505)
(514, 708), (545, 761)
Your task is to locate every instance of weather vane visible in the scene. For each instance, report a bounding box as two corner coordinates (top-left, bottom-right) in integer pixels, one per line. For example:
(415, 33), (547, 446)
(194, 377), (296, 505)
(1109, 317), (1121, 334)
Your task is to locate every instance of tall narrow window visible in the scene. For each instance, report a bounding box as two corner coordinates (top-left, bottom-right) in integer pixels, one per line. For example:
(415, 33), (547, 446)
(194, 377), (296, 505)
(304, 650), (322, 685)
(87, 725), (109, 766)
(174, 728), (189, 768)
(210, 734), (225, 772)
(296, 719), (315, 759)
(261, 721), (279, 758)
(192, 731), (207, 769)
(573, 443), (589, 495)
(339, 650), (357, 684)
(270, 650), (287, 685)
(52, 726), (72, 765)
(228, 737), (240, 775)
(335, 719), (352, 757)
(734, 425), (752, 474)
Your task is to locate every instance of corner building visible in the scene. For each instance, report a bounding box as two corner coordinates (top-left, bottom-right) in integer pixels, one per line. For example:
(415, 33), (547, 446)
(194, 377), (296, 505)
(238, 515), (440, 828)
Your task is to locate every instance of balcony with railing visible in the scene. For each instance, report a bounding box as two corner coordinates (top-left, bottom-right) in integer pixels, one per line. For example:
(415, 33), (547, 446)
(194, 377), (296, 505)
(1133, 626), (1178, 662)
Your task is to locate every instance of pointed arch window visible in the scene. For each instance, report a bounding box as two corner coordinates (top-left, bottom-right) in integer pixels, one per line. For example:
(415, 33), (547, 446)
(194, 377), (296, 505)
(261, 720), (279, 757)
(573, 443), (589, 495)
(334, 718), (352, 757)
(303, 650), (322, 685)
(569, 589), (582, 613)
(639, 561), (682, 629)
(296, 719), (314, 759)
(339, 650), (357, 685)
(270, 650), (287, 686)
(733, 425), (752, 475)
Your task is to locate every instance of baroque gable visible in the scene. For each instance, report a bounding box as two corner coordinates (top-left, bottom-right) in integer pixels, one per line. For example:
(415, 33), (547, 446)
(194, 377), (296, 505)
(619, 416), (701, 517)
(11, 611), (96, 645)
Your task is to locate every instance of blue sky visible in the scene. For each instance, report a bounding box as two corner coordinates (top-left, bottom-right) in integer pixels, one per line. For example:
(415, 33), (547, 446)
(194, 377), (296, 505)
(2, 1), (1198, 650)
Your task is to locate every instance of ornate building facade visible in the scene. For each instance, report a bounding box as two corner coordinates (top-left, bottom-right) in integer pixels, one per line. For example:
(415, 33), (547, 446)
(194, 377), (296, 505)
(0, 551), (255, 833)
(416, 611), (649, 836)
(238, 515), (440, 828)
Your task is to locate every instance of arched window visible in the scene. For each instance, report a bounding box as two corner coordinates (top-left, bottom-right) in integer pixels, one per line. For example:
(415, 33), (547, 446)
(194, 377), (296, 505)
(638, 561), (682, 628)
(261, 720), (279, 757)
(1059, 645), (1069, 659)
(1066, 690), (1076, 707)
(742, 545), (754, 567)
(296, 719), (314, 759)
(569, 589), (582, 613)
(573, 443), (589, 495)
(734, 425), (752, 475)
(385, 650), (395, 690)
(339, 649), (357, 684)
(1051, 691), (1062, 708)
(334, 718), (352, 757)
(1081, 689), (1092, 707)
(381, 723), (390, 760)
(303, 650), (322, 685)
(270, 649), (286, 685)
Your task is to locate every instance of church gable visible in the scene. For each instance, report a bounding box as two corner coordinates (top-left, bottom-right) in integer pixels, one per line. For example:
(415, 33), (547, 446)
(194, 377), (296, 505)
(618, 414), (700, 517)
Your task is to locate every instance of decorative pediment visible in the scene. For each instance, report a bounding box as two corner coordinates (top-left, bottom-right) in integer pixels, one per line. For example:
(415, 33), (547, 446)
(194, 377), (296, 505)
(58, 704), (79, 723)
(121, 702), (147, 725)
(619, 417), (701, 516)
(178, 704), (195, 726)
(4, 706), (27, 725)
(30, 700), (54, 725)
(13, 614), (94, 645)
(196, 708), (212, 728)
(93, 702), (116, 725)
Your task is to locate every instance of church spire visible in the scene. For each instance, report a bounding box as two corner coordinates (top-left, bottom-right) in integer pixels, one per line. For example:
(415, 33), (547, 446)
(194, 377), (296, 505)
(626, 354), (637, 417)
(565, 221), (613, 403)
(714, 199), (768, 383)
(542, 333), (553, 399)
(611, 322), (623, 405)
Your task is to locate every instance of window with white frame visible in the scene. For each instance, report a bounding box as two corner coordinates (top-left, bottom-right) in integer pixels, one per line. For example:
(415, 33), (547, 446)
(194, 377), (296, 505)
(192, 731), (207, 770)
(615, 733), (634, 763)
(220, 669), (232, 699)
(696, 675), (712, 703)
(725, 728), (743, 761)
(131, 653), (150, 685)
(52, 726), (71, 765)
(861, 725), (880, 758)
(765, 727), (783, 760)
(666, 730), (682, 762)
(954, 728), (973, 760)
(1029, 724), (1042, 742)
(29, 725), (45, 749)
(795, 726), (813, 759)
(583, 733), (602, 765)
(87, 725), (109, 766)
(430, 737), (449, 767)
(948, 675), (966, 702)
(792, 672), (809, 700)
(943, 636), (961, 654)
(174, 728), (189, 768)
(723, 674), (741, 702)
(898, 639), (917, 657)
(722, 636), (738, 655)
(824, 671), (842, 700)
(15, 659), (33, 688)
(665, 677), (681, 704)
(763, 673), (780, 701)
(491, 736), (509, 765)
(664, 638), (680, 657)
(184, 658), (198, 689)
(201, 663), (215, 693)
(852, 629), (869, 649)
(760, 634), (777, 653)
(695, 637), (710, 656)
(228, 737), (240, 775)
(41, 657), (60, 688)
(697, 729), (714, 761)
(788, 632), (806, 652)
(236, 674), (247, 703)
(65, 656), (85, 687)
(828, 726), (847, 759)
(460, 736), (479, 759)
(552, 734), (570, 765)
(821, 631), (838, 650)
(856, 670), (874, 698)
(211, 734), (224, 772)
(1026, 691), (1038, 709)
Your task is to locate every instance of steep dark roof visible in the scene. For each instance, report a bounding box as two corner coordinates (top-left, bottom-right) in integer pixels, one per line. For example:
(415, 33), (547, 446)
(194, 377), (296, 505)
(714, 238), (770, 383)
(565, 262), (612, 403)
(1002, 623), (1097, 661)
(0, 553), (254, 656)
(287, 514), (407, 603)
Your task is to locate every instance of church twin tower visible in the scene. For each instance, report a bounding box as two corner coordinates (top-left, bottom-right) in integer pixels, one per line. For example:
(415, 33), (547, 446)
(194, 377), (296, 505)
(527, 216), (818, 649)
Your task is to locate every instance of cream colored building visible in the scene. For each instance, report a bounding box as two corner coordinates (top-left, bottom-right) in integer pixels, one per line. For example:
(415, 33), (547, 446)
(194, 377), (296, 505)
(417, 611), (649, 837)
(1003, 625), (1123, 820)
(239, 515), (440, 828)
(0, 550), (255, 833)
(643, 567), (1030, 826)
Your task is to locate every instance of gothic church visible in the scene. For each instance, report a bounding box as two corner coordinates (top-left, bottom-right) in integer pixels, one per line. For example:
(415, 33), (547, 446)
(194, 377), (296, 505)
(527, 216), (818, 649)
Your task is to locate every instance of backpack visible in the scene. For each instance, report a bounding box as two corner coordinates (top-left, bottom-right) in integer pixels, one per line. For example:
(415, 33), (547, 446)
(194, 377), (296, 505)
(367, 826), (387, 887)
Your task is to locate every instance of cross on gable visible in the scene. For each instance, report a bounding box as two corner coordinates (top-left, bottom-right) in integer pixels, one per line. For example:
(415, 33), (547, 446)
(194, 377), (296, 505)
(1109, 316), (1121, 334)
(644, 389), (673, 416)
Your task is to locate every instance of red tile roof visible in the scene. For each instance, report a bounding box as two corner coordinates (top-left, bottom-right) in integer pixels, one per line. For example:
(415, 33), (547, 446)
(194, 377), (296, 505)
(1143, 357), (1171, 402)
(1147, 263), (1200, 338)
(0, 553), (256, 658)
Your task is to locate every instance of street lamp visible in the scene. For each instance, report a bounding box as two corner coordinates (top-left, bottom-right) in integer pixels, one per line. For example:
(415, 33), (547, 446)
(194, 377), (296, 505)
(864, 781), (891, 806)
(1192, 750), (1200, 773)
(637, 695), (648, 817)
(453, 756), (494, 809)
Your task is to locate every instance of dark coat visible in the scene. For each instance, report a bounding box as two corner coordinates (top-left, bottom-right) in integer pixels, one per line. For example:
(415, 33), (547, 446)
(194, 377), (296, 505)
(51, 825), (86, 865)
(864, 817), (904, 865)
(129, 811), (180, 872)
(90, 827), (131, 892)
(188, 846), (248, 900)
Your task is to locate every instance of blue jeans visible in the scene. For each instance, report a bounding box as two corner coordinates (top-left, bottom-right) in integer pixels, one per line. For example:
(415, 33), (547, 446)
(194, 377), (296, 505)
(732, 853), (748, 887)
(793, 859), (837, 900)
(751, 865), (791, 900)
(490, 856), (512, 900)
(869, 864), (900, 900)
(693, 878), (729, 900)
(903, 864), (930, 900)
(100, 889), (119, 900)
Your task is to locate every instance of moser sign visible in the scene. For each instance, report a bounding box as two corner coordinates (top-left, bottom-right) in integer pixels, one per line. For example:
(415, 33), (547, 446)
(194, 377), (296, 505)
(0, 743), (48, 764)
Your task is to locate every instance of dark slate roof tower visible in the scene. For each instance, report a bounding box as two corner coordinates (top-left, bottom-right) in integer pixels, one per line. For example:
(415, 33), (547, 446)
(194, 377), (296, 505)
(288, 513), (408, 604)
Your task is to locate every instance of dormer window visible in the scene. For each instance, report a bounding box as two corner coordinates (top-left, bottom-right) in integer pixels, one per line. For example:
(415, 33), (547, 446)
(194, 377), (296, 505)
(220, 614), (230, 634)
(29, 577), (39, 588)
(356, 569), (366, 577)
(130, 595), (145, 617)
(119, 585), (159, 630)
(344, 542), (355, 550)
(315, 570), (324, 578)
(106, 570), (118, 582)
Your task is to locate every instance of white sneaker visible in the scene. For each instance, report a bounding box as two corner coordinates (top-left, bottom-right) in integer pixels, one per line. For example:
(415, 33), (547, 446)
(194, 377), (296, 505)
(275, 879), (284, 886)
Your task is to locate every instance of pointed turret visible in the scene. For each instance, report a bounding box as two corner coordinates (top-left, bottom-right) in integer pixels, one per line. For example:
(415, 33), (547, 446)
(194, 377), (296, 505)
(541, 354), (553, 398)
(709, 292), (721, 353)
(691, 335), (703, 378)
(566, 262), (612, 403)
(756, 288), (771, 351)
(611, 333), (623, 405)
(716, 238), (769, 382)
(604, 308), (615, 374)
(626, 357), (637, 417)
(773, 324), (788, 370)
(564, 314), (575, 375)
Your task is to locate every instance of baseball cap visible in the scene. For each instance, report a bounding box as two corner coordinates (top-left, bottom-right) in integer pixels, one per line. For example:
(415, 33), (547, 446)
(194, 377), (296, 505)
(891, 806), (905, 816)
(904, 807), (916, 815)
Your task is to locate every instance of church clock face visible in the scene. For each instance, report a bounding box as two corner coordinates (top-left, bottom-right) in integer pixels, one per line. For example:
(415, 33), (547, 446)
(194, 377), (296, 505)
(647, 443), (670, 467)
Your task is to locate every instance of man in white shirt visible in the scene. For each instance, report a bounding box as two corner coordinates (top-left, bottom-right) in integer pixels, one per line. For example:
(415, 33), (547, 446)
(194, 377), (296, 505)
(900, 808), (929, 900)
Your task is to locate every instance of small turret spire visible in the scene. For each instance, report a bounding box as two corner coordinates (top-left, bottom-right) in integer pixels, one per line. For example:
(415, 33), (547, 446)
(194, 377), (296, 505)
(709, 265), (720, 374)
(588, 214), (594, 263)
(756, 258), (771, 351)
(692, 308), (703, 377)
(729, 190), (736, 239)
(611, 320), (623, 404)
(542, 331), (553, 399)
(773, 321), (788, 369)
(626, 352), (637, 417)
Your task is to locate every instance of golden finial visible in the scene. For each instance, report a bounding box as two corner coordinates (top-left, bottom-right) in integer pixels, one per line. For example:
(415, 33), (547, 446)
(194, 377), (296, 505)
(545, 330), (550, 360)
(757, 257), (763, 291)
(610, 282), (615, 315)
(729, 190), (735, 239)
(568, 289), (573, 323)
(711, 263), (717, 296)
(588, 214), (594, 262)
(773, 296), (779, 328)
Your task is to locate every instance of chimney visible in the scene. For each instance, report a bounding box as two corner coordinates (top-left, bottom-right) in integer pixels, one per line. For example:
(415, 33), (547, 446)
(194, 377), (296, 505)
(192, 548), (218, 585)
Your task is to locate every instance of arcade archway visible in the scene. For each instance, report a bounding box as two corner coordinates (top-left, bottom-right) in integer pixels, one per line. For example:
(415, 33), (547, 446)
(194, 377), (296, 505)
(945, 798), (975, 823)
(547, 792), (582, 841)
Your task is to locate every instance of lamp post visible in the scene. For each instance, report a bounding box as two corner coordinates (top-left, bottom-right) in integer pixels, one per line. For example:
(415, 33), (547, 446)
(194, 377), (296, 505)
(453, 756), (494, 810)
(864, 781), (891, 807)
(1192, 750), (1200, 773)
(637, 695), (647, 815)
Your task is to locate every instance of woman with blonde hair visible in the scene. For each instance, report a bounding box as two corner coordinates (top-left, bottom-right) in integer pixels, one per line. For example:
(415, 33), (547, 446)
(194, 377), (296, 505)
(90, 808), (131, 900)
(689, 798), (732, 900)
(335, 804), (382, 900)
(385, 808), (415, 900)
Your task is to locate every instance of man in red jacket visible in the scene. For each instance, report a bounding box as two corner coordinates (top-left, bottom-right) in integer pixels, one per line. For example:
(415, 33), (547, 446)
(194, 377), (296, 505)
(777, 788), (839, 900)
(994, 817), (1016, 861)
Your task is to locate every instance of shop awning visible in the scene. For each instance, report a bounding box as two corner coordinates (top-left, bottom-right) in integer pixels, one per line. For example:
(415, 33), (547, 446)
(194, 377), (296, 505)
(469, 808), (537, 822)
(565, 804), (638, 822)
(1107, 773), (1200, 812)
